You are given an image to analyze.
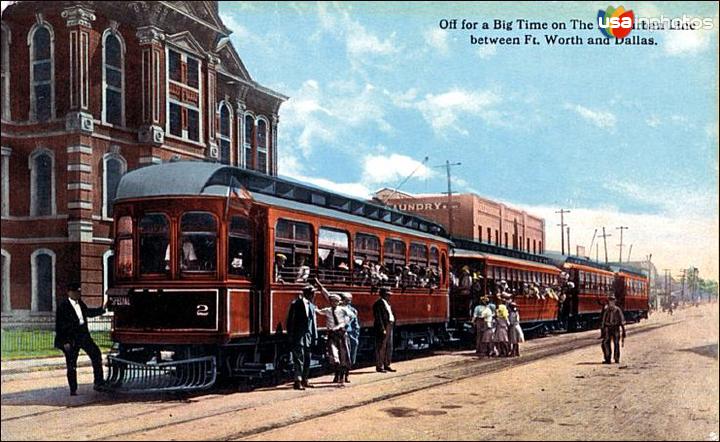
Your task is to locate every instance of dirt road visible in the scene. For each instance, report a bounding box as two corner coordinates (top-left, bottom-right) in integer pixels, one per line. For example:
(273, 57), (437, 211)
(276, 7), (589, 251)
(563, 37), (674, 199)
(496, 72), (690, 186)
(2, 304), (717, 441)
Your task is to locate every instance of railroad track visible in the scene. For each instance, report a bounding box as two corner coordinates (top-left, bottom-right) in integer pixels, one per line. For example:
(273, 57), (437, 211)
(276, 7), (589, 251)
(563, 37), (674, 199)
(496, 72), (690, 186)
(89, 320), (675, 441)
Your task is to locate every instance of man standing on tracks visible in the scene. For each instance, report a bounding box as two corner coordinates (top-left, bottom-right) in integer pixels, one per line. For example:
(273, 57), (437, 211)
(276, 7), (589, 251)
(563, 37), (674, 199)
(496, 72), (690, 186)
(600, 294), (626, 364)
(374, 287), (396, 372)
(286, 285), (319, 390)
(54, 282), (107, 395)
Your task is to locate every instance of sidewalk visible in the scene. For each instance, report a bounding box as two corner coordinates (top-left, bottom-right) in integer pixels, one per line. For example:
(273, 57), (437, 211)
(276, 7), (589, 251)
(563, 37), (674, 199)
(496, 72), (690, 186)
(1, 353), (99, 375)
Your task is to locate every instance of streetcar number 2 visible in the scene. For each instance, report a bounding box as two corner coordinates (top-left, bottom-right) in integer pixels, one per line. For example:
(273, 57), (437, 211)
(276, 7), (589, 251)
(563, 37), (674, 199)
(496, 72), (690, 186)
(196, 304), (209, 316)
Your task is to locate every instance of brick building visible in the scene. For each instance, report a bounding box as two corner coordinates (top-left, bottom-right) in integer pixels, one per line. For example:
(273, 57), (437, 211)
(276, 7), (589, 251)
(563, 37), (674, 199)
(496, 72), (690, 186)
(373, 189), (546, 254)
(0, 1), (286, 326)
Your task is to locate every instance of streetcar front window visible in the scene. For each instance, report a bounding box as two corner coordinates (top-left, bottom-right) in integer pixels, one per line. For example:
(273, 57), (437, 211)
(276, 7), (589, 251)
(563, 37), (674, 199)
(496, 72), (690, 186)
(139, 213), (169, 275)
(180, 212), (217, 273)
(116, 216), (133, 278)
(228, 215), (252, 278)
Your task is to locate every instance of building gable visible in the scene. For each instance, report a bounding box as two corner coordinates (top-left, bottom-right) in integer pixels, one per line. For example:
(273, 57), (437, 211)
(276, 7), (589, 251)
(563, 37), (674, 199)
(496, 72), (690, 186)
(165, 31), (207, 57)
(215, 38), (251, 81)
(161, 1), (230, 35)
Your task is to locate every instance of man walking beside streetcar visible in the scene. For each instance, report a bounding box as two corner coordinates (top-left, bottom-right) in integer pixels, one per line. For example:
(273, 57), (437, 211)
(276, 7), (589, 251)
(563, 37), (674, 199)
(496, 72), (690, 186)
(374, 288), (396, 372)
(600, 294), (626, 364)
(286, 285), (319, 390)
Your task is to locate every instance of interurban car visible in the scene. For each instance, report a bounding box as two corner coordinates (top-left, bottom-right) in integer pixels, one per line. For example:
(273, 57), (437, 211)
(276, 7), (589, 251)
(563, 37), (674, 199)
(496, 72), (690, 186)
(103, 161), (648, 392)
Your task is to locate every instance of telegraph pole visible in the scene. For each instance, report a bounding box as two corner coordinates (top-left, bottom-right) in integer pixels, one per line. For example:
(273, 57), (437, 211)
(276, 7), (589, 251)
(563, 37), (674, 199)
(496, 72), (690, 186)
(434, 161), (461, 237)
(663, 269), (671, 305)
(616, 226), (628, 263)
(680, 269), (686, 305)
(627, 244), (633, 262)
(599, 227), (612, 264)
(555, 209), (571, 254)
(566, 226), (571, 256)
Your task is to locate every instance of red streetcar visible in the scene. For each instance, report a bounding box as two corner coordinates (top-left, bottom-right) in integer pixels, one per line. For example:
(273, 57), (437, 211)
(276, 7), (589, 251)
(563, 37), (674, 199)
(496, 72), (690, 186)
(449, 238), (563, 335)
(106, 161), (451, 392)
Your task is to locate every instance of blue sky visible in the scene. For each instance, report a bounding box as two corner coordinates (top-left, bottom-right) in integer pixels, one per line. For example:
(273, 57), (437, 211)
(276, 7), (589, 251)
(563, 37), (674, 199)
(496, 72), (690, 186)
(220, 2), (719, 279)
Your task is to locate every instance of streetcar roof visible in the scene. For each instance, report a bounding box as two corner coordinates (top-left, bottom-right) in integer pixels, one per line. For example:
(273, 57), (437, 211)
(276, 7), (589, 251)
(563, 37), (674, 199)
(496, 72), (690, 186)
(252, 192), (451, 243)
(542, 251), (613, 273)
(115, 161), (449, 241)
(452, 249), (561, 273)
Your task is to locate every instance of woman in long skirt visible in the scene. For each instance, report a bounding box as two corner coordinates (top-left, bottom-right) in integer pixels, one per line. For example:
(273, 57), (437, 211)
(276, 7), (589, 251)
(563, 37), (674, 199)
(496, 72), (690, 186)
(508, 302), (525, 357)
(494, 304), (510, 357)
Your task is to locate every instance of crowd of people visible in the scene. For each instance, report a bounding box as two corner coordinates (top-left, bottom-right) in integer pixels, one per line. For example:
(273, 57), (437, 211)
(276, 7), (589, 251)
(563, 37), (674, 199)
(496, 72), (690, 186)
(285, 278), (396, 390)
(275, 253), (441, 290)
(471, 280), (526, 358)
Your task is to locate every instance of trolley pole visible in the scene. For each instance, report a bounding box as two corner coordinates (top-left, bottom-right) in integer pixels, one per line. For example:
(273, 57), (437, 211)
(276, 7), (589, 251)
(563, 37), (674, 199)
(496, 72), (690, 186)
(555, 209), (571, 255)
(616, 226), (628, 263)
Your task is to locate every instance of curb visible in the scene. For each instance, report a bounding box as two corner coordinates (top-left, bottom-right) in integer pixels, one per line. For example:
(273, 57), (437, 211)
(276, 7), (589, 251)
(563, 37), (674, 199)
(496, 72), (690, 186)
(1, 357), (96, 376)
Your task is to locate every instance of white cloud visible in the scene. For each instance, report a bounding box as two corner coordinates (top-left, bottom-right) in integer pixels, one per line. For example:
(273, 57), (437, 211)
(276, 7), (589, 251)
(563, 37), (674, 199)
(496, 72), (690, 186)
(362, 153), (435, 185)
(477, 45), (497, 59)
(663, 28), (713, 56)
(316, 3), (398, 67)
(423, 28), (449, 55)
(565, 103), (616, 129)
(220, 13), (251, 40)
(278, 151), (435, 200)
(395, 88), (502, 135)
(279, 79), (391, 155)
(646, 115), (661, 128)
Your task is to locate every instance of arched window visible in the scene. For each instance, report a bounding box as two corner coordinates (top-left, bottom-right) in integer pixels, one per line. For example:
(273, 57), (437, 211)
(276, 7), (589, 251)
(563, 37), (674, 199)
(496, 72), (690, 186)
(244, 114), (254, 168)
(1, 249), (10, 312)
(218, 102), (232, 165)
(256, 117), (268, 174)
(28, 22), (54, 122)
(102, 30), (124, 126)
(31, 248), (55, 312)
(103, 152), (126, 218)
(1, 23), (10, 121)
(29, 148), (55, 216)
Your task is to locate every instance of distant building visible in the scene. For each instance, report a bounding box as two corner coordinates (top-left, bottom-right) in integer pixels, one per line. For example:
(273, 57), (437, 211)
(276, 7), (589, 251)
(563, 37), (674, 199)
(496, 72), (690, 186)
(1, 1), (286, 326)
(373, 188), (546, 254)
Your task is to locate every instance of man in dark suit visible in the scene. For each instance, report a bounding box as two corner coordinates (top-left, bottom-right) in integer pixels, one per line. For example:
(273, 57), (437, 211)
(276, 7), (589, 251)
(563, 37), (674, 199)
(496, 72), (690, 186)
(600, 294), (626, 364)
(373, 287), (396, 372)
(286, 285), (318, 390)
(54, 282), (106, 395)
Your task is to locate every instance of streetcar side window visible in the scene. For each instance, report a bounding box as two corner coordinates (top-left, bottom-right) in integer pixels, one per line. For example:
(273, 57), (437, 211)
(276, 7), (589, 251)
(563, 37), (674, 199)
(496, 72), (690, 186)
(116, 216), (133, 279)
(274, 219), (314, 284)
(179, 212), (217, 273)
(139, 213), (169, 275)
(383, 238), (406, 287)
(429, 246), (440, 288)
(318, 227), (349, 284)
(354, 233), (380, 286)
(409, 243), (428, 288)
(228, 216), (252, 278)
